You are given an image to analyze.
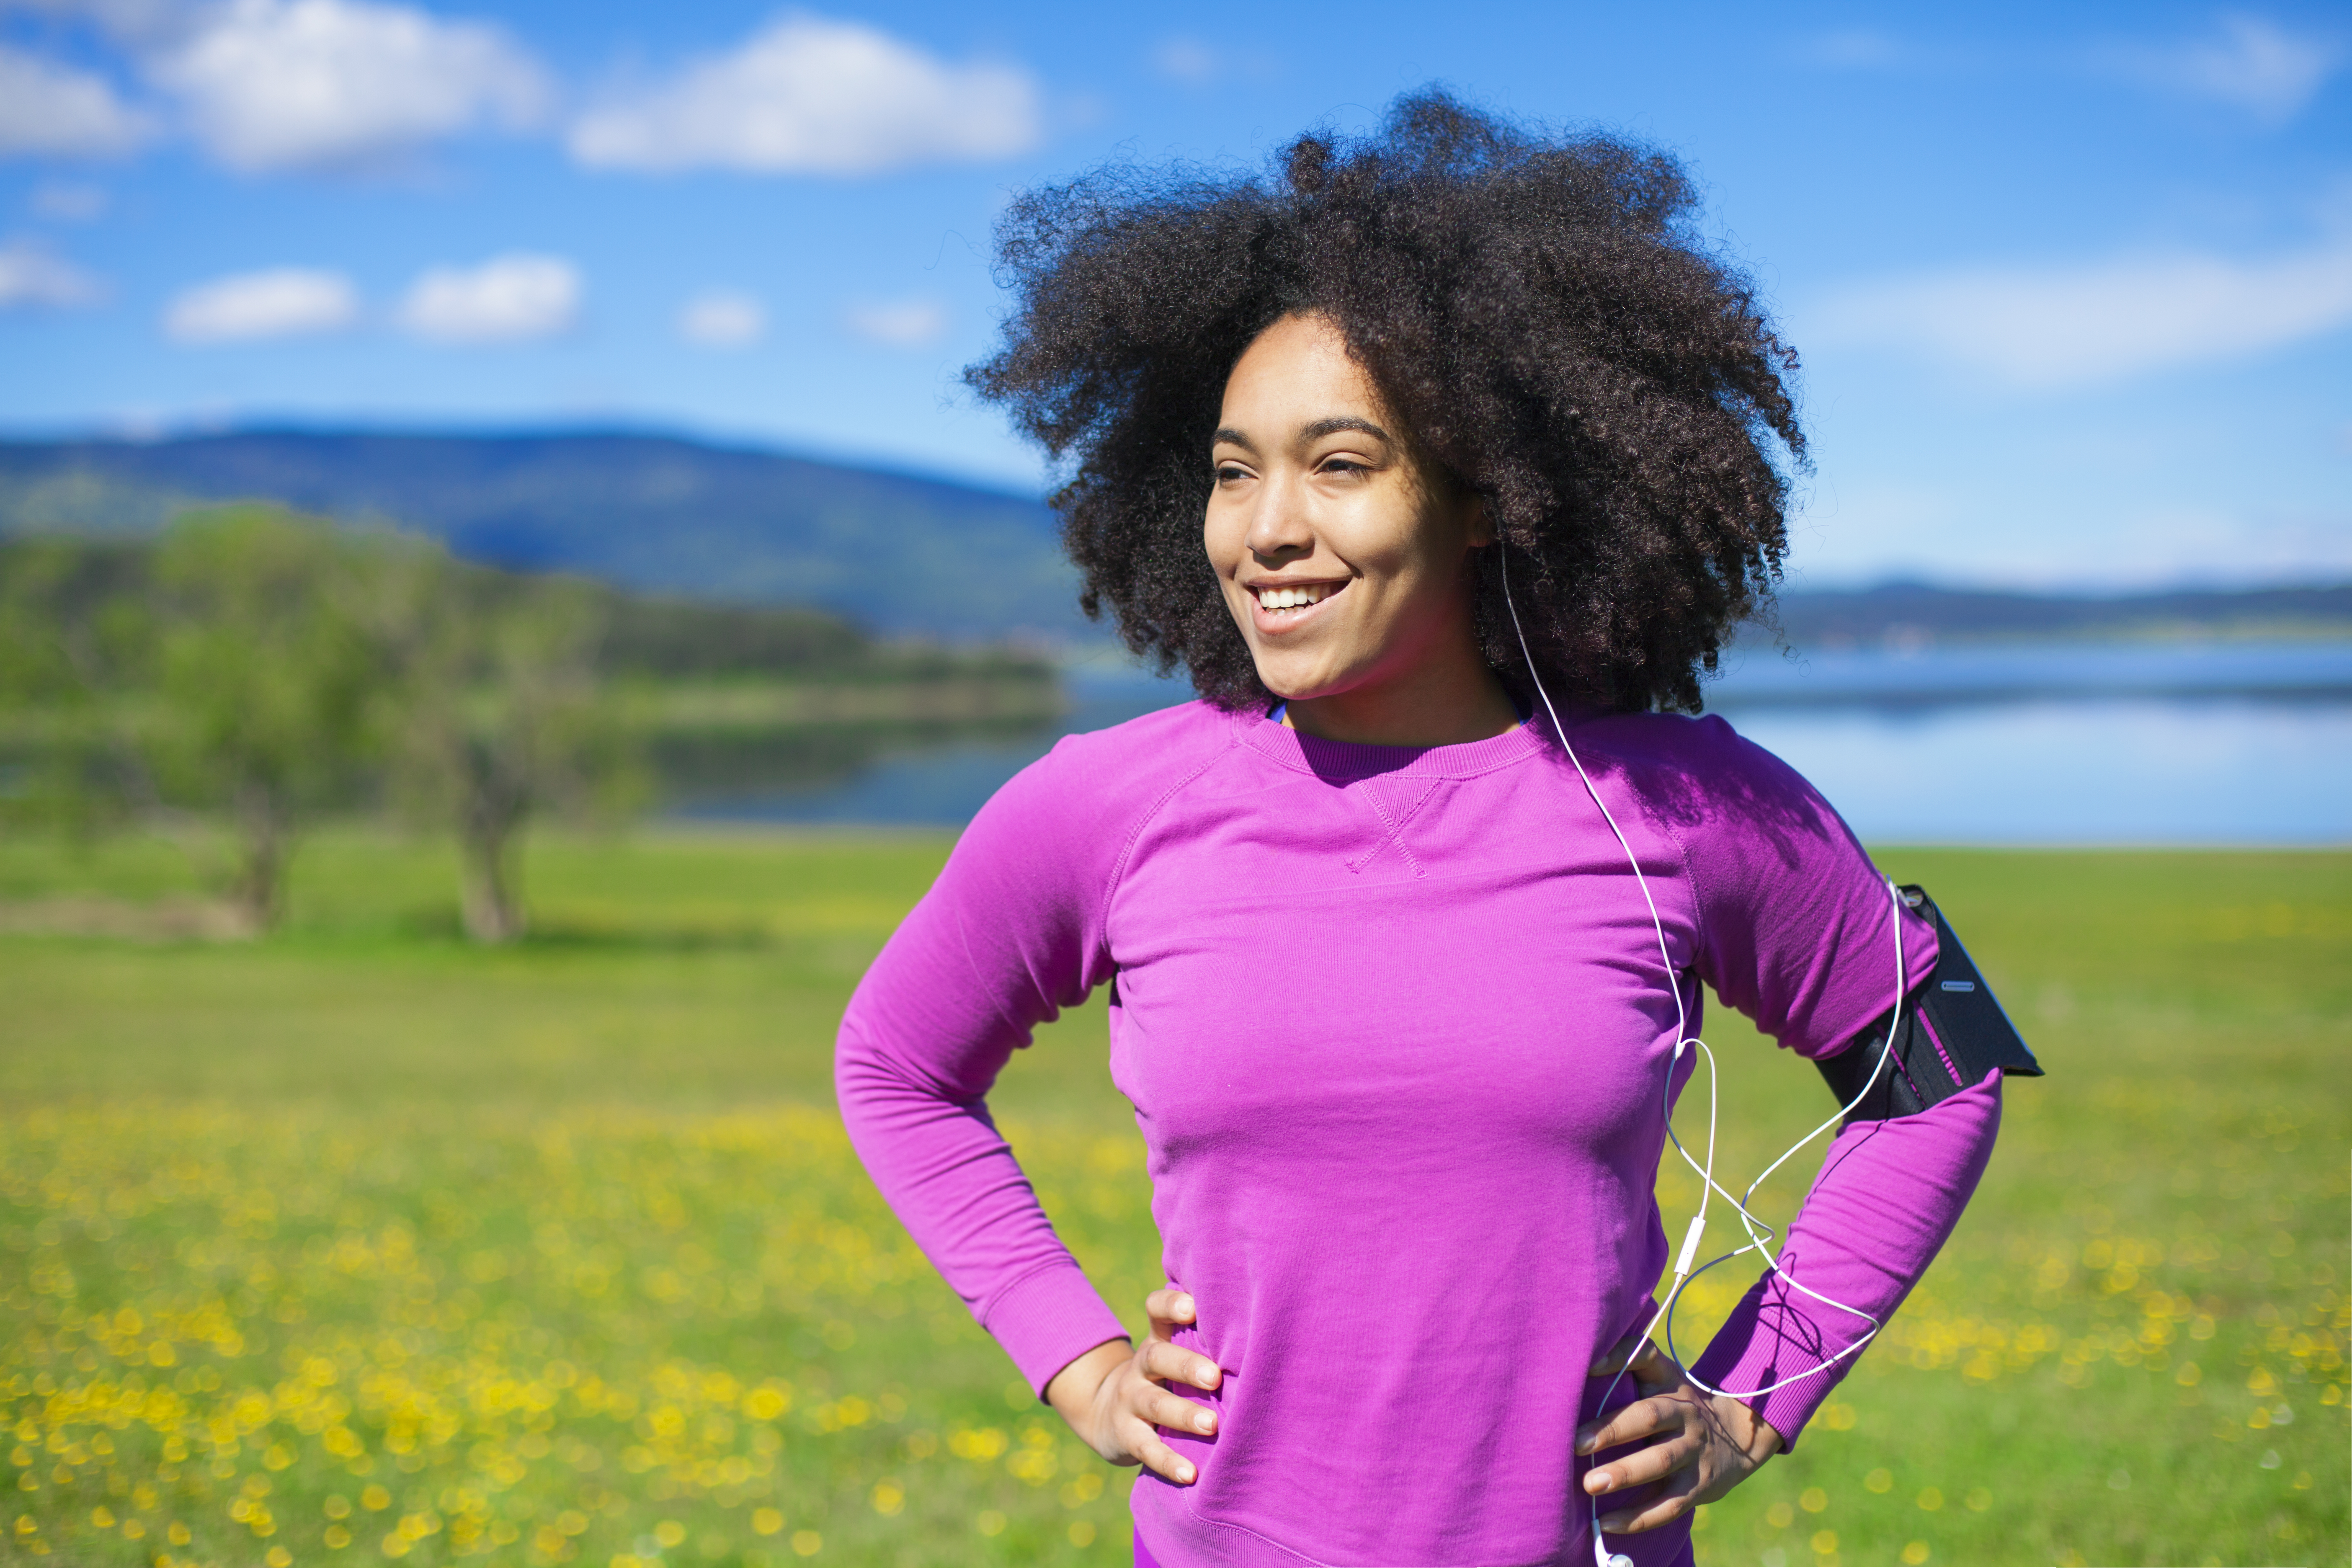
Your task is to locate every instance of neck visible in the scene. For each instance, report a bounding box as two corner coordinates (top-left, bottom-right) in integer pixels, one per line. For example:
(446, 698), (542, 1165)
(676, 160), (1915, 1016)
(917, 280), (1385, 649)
(1283, 634), (1520, 749)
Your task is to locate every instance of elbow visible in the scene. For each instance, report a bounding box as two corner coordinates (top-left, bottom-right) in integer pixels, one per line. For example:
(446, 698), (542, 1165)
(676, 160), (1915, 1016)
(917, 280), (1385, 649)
(833, 1009), (989, 1138)
(833, 1011), (899, 1132)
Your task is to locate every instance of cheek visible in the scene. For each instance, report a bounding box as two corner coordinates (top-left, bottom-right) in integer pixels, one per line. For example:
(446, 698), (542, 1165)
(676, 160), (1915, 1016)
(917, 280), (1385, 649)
(1330, 519), (1451, 611)
(1201, 508), (1245, 581)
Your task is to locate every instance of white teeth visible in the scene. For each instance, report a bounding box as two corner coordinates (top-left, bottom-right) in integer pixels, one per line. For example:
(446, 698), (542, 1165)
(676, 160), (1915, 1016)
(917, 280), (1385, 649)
(1258, 585), (1331, 610)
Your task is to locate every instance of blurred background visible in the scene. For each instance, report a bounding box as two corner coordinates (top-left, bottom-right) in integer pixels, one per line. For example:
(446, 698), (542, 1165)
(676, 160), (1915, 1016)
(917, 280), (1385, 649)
(0, 3), (2345, 1567)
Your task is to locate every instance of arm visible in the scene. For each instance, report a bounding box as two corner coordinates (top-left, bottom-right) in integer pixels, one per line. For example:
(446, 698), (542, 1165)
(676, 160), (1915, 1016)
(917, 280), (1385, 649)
(835, 736), (1224, 1483)
(1575, 715), (1988, 1534)
(1689, 1063), (2003, 1447)
(840, 965), (1225, 1486)
(1661, 715), (1981, 1447)
(834, 741), (1130, 1394)
(836, 1008), (1130, 1390)
(1574, 1050), (2002, 1535)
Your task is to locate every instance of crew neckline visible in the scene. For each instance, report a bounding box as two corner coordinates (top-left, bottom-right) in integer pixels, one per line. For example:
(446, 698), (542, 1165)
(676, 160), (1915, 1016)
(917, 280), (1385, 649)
(1233, 706), (1557, 781)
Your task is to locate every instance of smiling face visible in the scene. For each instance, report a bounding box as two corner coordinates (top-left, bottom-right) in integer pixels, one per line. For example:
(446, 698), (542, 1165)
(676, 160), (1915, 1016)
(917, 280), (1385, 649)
(1205, 312), (1511, 743)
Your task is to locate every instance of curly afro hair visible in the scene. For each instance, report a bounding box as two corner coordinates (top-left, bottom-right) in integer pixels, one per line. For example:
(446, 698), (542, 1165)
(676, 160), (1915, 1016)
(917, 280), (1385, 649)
(966, 88), (1804, 715)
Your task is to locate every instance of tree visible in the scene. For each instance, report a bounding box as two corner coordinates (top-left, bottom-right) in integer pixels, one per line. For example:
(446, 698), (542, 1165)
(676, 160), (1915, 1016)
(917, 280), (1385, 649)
(395, 559), (641, 943)
(0, 540), (156, 839)
(146, 507), (391, 929)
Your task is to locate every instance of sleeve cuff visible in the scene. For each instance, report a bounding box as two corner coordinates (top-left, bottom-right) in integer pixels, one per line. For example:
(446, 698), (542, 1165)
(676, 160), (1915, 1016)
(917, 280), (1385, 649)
(980, 1261), (1131, 1400)
(1689, 1286), (1853, 1454)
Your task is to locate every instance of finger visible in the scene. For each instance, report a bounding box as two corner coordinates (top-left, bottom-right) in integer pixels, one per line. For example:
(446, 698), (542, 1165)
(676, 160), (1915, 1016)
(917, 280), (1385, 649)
(1625, 1338), (1689, 1395)
(1134, 1384), (1218, 1437)
(1597, 1470), (1701, 1536)
(1576, 1393), (1683, 1456)
(1127, 1426), (1197, 1485)
(1581, 1429), (1700, 1496)
(1585, 1329), (1650, 1378)
(1144, 1287), (1197, 1329)
(1139, 1337), (1222, 1392)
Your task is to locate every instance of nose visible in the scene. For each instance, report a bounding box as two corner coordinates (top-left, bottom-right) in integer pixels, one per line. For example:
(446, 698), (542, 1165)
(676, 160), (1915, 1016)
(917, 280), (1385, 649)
(1245, 471), (1314, 564)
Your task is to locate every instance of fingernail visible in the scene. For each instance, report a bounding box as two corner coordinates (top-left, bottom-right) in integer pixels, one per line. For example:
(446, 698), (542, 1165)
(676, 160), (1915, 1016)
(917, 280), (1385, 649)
(1177, 1463), (1195, 1483)
(1589, 1471), (1611, 1492)
(1176, 1295), (1195, 1316)
(1195, 1413), (1215, 1432)
(1574, 1430), (1594, 1455)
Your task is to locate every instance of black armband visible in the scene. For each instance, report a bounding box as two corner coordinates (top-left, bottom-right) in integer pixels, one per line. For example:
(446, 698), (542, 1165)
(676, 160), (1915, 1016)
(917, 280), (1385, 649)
(1816, 884), (2044, 1122)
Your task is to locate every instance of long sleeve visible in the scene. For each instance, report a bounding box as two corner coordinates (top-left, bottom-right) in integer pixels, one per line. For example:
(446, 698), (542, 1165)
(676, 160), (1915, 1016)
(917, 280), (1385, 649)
(1617, 712), (1999, 1450)
(1689, 1067), (2002, 1448)
(835, 735), (1141, 1397)
(836, 1015), (1130, 1395)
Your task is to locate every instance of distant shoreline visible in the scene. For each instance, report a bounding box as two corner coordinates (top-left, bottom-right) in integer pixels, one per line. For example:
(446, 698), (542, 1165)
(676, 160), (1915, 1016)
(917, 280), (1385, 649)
(5, 428), (2346, 648)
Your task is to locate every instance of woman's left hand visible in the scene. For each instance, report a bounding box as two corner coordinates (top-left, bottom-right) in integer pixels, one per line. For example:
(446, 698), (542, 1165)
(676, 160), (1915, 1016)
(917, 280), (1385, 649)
(1576, 1332), (1784, 1535)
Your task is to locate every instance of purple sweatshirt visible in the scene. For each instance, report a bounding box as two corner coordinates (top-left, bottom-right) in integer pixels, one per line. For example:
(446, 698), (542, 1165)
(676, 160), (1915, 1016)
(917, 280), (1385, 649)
(837, 702), (2001, 1567)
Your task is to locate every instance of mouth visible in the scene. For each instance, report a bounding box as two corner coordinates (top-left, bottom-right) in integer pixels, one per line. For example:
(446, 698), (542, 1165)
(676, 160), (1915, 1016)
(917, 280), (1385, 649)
(1246, 578), (1348, 629)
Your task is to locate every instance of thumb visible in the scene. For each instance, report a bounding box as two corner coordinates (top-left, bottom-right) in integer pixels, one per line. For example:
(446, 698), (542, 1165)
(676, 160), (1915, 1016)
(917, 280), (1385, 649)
(1587, 1329), (1648, 1378)
(1144, 1286), (1197, 1341)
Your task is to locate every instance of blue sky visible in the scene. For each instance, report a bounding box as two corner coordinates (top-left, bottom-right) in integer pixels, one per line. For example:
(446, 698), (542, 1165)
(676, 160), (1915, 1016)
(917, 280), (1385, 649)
(1, 0), (2347, 591)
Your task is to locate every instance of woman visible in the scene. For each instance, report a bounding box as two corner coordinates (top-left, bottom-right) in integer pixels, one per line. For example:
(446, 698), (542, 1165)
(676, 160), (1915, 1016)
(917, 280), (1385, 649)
(838, 93), (2002, 1567)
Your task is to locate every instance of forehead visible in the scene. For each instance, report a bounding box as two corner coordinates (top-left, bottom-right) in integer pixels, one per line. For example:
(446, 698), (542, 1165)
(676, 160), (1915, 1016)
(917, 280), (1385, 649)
(1218, 313), (1385, 430)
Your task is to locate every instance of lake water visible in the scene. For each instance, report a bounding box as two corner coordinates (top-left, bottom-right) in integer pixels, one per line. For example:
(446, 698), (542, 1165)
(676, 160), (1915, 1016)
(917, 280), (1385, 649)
(667, 642), (2352, 846)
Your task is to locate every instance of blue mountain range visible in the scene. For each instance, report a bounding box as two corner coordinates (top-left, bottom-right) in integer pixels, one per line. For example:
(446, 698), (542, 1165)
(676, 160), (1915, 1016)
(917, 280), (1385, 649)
(3, 428), (2342, 647)
(0, 428), (1081, 641)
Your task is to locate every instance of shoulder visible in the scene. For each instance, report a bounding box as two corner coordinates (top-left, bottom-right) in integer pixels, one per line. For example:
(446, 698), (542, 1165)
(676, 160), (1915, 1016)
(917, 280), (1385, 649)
(1560, 708), (1852, 866)
(1033, 698), (1239, 789)
(965, 699), (1243, 866)
(1564, 708), (1811, 799)
(922, 701), (1240, 970)
(1018, 699), (1240, 816)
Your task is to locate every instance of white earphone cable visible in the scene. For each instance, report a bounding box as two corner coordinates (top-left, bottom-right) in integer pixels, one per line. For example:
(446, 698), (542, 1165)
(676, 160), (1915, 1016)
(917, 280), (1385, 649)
(1493, 543), (1908, 1567)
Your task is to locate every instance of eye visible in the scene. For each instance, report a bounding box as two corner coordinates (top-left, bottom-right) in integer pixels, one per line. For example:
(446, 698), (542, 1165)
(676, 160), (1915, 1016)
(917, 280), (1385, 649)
(1319, 457), (1368, 477)
(1214, 464), (1250, 483)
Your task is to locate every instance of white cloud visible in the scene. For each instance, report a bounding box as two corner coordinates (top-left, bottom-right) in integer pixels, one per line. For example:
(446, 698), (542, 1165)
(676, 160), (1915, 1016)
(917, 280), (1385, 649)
(162, 265), (357, 341)
(568, 14), (1040, 176)
(2102, 13), (2343, 126)
(0, 237), (107, 307)
(1798, 28), (1906, 70)
(150, 0), (548, 172)
(1148, 35), (1274, 88)
(844, 297), (945, 347)
(1153, 38), (1215, 84)
(1810, 237), (2352, 387)
(677, 288), (766, 348)
(398, 252), (578, 343)
(0, 43), (155, 158)
(30, 180), (111, 220)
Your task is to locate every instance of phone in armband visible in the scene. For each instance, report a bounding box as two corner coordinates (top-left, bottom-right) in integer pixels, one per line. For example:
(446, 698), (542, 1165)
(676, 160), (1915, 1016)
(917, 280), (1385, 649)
(1816, 884), (2045, 1122)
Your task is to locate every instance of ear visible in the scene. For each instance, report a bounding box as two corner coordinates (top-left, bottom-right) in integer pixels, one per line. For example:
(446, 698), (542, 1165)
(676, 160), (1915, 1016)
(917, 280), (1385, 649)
(1461, 491), (1494, 549)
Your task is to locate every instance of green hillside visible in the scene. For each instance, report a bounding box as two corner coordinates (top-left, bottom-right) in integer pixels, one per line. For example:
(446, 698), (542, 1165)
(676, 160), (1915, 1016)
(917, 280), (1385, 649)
(7, 429), (2345, 651)
(0, 431), (1083, 642)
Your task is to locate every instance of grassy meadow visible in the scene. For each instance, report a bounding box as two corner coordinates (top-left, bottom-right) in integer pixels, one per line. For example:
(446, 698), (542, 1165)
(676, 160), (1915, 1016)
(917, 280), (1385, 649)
(0, 828), (2344, 1568)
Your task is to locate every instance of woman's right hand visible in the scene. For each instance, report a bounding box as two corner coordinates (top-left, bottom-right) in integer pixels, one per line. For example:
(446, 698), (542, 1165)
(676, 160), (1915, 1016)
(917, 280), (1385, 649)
(1043, 1287), (1224, 1485)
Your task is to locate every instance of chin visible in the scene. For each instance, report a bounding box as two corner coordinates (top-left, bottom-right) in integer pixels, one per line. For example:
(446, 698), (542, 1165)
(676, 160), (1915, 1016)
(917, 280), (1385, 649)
(1250, 664), (1344, 704)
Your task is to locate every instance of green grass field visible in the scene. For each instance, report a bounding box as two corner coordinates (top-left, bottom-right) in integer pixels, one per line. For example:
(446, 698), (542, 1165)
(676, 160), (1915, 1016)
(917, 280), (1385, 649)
(0, 829), (2344, 1568)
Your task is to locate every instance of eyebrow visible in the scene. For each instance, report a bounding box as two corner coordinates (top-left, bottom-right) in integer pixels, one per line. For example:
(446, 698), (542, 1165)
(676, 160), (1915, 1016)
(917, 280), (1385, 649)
(1299, 416), (1393, 445)
(1210, 415), (1395, 454)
